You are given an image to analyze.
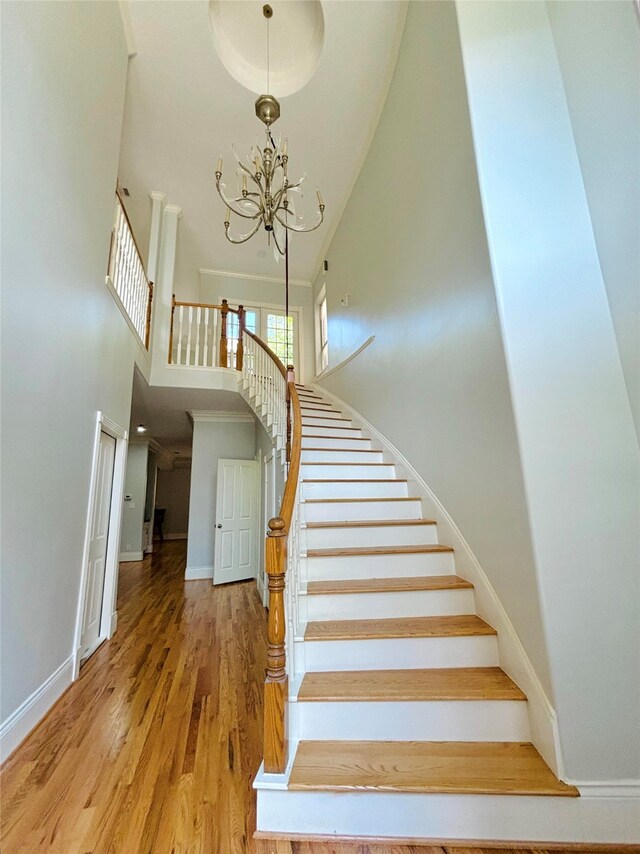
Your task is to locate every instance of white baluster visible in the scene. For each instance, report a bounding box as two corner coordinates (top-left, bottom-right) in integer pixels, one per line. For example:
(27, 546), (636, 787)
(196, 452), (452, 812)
(195, 306), (201, 367)
(186, 306), (193, 366)
(177, 305), (184, 365)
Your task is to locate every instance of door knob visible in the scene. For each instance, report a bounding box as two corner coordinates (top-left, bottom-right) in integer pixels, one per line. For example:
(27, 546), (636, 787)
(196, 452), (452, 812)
(216, 523), (222, 529)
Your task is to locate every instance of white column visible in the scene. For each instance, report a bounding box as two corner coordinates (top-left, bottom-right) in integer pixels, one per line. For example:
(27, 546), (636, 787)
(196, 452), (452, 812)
(456, 0), (639, 784)
(150, 202), (182, 383)
(147, 191), (165, 285)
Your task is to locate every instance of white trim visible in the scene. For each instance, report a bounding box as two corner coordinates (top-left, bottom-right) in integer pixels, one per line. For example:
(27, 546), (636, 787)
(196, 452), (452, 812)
(309, 383), (563, 779)
(164, 203), (182, 218)
(118, 0), (137, 57)
(575, 782), (640, 798)
(110, 611), (118, 635)
(312, 335), (375, 383)
(119, 550), (144, 562)
(0, 655), (74, 763)
(73, 412), (128, 681)
(201, 267), (312, 288)
(185, 565), (214, 580)
(149, 191), (166, 203)
(188, 410), (255, 424)
(163, 532), (188, 541)
(310, 3), (409, 283)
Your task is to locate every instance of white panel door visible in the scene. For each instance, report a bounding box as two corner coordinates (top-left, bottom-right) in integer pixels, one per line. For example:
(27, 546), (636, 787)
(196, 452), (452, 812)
(80, 431), (116, 659)
(214, 459), (259, 585)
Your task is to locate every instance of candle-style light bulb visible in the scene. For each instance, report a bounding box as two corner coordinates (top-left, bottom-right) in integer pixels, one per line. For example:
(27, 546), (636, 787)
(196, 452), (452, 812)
(282, 138), (288, 158)
(316, 187), (324, 208)
(242, 174), (247, 194)
(217, 156), (223, 174)
(225, 207), (231, 224)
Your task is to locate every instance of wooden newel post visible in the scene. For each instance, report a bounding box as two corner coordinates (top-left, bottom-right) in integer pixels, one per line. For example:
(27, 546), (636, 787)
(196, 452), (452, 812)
(263, 516), (288, 773)
(286, 365), (295, 464)
(168, 294), (176, 364)
(220, 299), (229, 368)
(236, 305), (245, 372)
(145, 282), (154, 350)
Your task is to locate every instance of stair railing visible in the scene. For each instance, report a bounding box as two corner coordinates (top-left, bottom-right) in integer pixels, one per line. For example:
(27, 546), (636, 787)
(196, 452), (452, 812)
(168, 298), (246, 370)
(107, 190), (153, 348)
(239, 324), (302, 773)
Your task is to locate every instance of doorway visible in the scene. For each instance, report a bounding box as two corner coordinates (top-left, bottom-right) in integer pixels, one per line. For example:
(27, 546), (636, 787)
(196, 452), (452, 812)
(213, 458), (259, 585)
(74, 412), (128, 676)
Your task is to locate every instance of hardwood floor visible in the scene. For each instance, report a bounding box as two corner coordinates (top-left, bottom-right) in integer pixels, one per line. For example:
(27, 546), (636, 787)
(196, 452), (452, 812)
(1, 543), (631, 853)
(0, 542), (267, 853)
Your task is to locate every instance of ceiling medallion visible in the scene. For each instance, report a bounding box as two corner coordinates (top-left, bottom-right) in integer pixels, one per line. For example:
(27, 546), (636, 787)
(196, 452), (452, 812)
(214, 4), (325, 258)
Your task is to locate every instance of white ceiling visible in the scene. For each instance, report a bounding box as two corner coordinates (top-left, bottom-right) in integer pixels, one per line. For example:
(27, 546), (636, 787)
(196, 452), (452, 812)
(118, 1), (407, 294)
(129, 370), (252, 457)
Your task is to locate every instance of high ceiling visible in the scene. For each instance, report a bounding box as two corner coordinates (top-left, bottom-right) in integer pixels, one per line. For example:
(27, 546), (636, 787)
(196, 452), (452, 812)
(118, 0), (407, 294)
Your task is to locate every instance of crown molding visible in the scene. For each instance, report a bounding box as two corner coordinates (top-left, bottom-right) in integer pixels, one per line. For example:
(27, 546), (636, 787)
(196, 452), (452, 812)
(188, 409), (255, 424)
(149, 191), (166, 203)
(199, 267), (311, 288)
(164, 203), (183, 218)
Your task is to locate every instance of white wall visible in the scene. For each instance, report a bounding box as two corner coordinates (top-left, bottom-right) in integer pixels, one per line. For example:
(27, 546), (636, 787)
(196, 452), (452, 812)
(313, 0), (553, 700)
(547, 0), (640, 439)
(186, 418), (256, 578)
(199, 270), (315, 383)
(456, 0), (639, 783)
(155, 466), (191, 537)
(120, 444), (148, 558)
(1, 1), (139, 729)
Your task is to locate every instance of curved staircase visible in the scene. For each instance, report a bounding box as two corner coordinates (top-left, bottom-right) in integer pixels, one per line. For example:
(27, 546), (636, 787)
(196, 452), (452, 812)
(254, 384), (586, 845)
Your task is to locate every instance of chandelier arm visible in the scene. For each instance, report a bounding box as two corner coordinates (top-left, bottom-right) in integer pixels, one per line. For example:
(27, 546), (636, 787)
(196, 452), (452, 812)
(274, 207), (325, 233)
(271, 226), (286, 256)
(237, 159), (264, 191)
(224, 218), (263, 244)
(215, 180), (262, 220)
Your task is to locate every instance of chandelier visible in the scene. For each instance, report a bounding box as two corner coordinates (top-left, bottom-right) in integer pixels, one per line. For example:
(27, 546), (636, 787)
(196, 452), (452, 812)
(214, 4), (325, 257)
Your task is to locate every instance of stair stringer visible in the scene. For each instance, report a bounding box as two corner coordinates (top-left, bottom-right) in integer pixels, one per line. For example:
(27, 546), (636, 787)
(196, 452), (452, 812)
(307, 382), (562, 780)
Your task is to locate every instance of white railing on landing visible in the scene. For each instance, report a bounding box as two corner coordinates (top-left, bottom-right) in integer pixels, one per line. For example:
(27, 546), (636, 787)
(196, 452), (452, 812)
(107, 191), (153, 348)
(240, 331), (287, 455)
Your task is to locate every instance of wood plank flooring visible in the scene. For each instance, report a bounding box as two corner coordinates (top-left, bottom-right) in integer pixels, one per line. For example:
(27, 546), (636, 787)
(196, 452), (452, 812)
(1, 543), (628, 853)
(0, 542), (267, 854)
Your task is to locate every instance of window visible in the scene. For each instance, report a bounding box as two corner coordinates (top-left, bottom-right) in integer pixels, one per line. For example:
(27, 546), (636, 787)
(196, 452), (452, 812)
(315, 285), (329, 374)
(265, 312), (294, 367)
(224, 302), (301, 375)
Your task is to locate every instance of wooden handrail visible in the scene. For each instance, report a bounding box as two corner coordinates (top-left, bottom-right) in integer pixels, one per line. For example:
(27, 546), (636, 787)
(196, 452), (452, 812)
(246, 332), (302, 772)
(173, 300), (226, 310)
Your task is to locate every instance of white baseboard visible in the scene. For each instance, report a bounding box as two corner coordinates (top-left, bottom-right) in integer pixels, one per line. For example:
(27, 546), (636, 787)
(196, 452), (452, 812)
(110, 611), (118, 636)
(311, 383), (562, 778)
(185, 565), (213, 580)
(0, 655), (74, 763)
(163, 533), (188, 541)
(119, 550), (143, 562)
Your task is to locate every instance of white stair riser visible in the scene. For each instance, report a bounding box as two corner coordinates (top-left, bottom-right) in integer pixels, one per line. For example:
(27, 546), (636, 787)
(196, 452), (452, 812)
(300, 464), (396, 480)
(302, 587), (475, 621)
(304, 523), (438, 550)
(299, 635), (499, 671)
(300, 400), (342, 418)
(255, 789), (640, 843)
(302, 426), (362, 439)
(303, 499), (423, 523)
(293, 699), (530, 742)
(302, 437), (372, 451)
(306, 550), (455, 580)
(302, 481), (408, 500)
(302, 416), (354, 429)
(301, 450), (384, 464)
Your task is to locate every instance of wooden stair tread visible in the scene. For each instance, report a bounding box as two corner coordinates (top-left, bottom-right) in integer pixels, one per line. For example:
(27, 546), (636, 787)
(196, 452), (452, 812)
(303, 435), (370, 441)
(297, 667), (526, 702)
(307, 544), (452, 557)
(302, 425), (361, 431)
(304, 614), (496, 641)
(307, 575), (472, 596)
(305, 519), (435, 529)
(289, 741), (578, 796)
(303, 497), (420, 503)
(301, 462), (391, 466)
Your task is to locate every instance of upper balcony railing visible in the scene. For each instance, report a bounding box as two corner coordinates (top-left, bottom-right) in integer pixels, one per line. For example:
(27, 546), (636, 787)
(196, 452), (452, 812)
(107, 190), (153, 348)
(168, 297), (246, 370)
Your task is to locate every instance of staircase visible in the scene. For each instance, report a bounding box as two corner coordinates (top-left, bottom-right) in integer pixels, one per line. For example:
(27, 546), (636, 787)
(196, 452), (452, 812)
(254, 384), (586, 844)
